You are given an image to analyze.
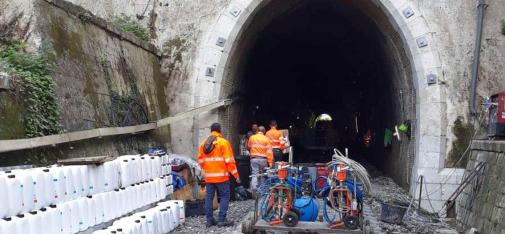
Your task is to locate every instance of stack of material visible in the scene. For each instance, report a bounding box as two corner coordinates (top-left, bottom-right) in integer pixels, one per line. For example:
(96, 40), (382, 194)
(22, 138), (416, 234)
(92, 200), (185, 234)
(0, 154), (174, 234)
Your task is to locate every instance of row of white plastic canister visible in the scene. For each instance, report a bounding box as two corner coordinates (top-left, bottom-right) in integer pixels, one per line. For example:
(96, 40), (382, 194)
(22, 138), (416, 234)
(0, 179), (175, 234)
(93, 200), (185, 234)
(117, 155), (171, 188)
(0, 155), (172, 219)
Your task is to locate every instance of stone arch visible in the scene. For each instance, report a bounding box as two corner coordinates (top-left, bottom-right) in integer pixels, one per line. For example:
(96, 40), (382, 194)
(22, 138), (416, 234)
(191, 0), (447, 200)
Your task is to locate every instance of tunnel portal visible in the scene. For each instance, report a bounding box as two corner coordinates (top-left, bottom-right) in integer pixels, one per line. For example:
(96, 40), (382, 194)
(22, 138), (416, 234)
(212, 0), (417, 186)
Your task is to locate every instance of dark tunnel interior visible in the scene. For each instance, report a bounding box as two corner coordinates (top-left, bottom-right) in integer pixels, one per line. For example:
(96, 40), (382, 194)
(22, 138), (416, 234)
(235, 0), (410, 171)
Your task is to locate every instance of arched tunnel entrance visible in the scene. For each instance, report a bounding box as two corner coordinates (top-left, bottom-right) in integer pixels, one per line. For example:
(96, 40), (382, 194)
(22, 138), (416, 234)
(217, 0), (417, 186)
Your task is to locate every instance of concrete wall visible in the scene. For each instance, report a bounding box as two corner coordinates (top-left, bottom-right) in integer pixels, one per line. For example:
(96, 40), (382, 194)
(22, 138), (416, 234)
(456, 140), (505, 233)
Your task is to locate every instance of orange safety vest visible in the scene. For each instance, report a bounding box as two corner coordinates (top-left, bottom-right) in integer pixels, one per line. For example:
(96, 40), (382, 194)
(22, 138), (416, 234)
(248, 132), (274, 167)
(266, 127), (285, 150)
(197, 131), (239, 183)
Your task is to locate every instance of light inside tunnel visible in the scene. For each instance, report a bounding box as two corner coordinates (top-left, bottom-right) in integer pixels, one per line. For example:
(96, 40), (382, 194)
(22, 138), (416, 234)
(315, 114), (333, 123)
(224, 0), (415, 185)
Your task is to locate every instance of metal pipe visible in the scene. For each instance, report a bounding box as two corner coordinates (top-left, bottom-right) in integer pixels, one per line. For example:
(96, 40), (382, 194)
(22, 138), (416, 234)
(418, 175), (424, 209)
(470, 0), (487, 114)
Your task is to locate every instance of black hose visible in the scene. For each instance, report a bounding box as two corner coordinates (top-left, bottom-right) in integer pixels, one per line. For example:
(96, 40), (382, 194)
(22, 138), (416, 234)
(470, 0), (487, 114)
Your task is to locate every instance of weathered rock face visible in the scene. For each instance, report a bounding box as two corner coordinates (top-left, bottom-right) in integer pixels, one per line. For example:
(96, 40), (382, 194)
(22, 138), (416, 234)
(0, 0), (171, 164)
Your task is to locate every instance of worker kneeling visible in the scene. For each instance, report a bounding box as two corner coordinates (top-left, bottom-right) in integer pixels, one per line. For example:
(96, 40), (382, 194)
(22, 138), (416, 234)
(198, 123), (241, 227)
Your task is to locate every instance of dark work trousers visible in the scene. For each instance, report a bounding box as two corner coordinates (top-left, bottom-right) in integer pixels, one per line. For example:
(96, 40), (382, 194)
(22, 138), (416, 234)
(273, 148), (283, 162)
(205, 181), (230, 222)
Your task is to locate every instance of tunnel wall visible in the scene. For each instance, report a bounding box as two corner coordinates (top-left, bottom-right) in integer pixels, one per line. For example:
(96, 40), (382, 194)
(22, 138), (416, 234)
(456, 140), (505, 233)
(0, 0), (171, 165)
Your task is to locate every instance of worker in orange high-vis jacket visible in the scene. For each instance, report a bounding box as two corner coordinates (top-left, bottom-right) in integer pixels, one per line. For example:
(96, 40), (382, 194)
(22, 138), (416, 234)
(248, 126), (273, 193)
(198, 123), (240, 227)
(266, 120), (286, 162)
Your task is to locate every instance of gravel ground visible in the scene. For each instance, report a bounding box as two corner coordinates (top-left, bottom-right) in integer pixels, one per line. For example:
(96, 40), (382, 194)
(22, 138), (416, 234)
(365, 176), (458, 233)
(173, 163), (459, 234)
(173, 199), (254, 234)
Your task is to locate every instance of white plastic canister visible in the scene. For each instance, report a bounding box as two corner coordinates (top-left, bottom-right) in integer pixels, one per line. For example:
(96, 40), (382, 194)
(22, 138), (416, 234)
(76, 197), (89, 231)
(62, 166), (78, 201)
(68, 199), (81, 234)
(26, 210), (42, 234)
(158, 201), (179, 228)
(103, 162), (115, 192)
(0, 173), (8, 218)
(86, 196), (97, 227)
(94, 193), (106, 225)
(60, 201), (72, 234)
(49, 167), (66, 204)
(17, 170), (36, 213)
(167, 185), (174, 195)
(80, 166), (91, 197)
(154, 156), (162, 178)
(12, 214), (28, 234)
(68, 166), (84, 199)
(119, 159), (131, 188)
(172, 200), (185, 224)
(46, 204), (62, 234)
(31, 169), (47, 210)
(0, 217), (18, 234)
(41, 168), (55, 207)
(91, 165), (105, 195)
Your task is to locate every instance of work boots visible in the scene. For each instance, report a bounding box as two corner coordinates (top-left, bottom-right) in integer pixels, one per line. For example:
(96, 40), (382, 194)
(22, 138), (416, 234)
(206, 219), (217, 227)
(217, 219), (234, 227)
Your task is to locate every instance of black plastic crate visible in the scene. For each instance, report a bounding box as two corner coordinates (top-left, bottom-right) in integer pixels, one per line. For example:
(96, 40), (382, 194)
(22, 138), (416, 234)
(185, 199), (205, 217)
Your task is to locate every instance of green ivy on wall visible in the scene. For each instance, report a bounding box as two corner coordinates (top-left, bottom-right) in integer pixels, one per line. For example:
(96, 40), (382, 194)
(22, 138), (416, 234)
(0, 41), (61, 138)
(112, 17), (149, 41)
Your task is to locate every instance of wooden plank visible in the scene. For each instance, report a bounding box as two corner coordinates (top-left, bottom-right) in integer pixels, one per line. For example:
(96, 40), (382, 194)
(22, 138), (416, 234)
(57, 155), (114, 165)
(156, 99), (233, 127)
(253, 220), (362, 233)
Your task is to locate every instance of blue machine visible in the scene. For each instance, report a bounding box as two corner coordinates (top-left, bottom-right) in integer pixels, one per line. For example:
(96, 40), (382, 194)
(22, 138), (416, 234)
(293, 196), (319, 221)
